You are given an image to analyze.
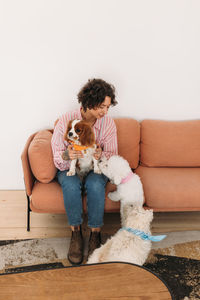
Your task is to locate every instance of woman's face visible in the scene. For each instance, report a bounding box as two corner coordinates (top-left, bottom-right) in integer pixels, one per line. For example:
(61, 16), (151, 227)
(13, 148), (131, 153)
(89, 96), (111, 119)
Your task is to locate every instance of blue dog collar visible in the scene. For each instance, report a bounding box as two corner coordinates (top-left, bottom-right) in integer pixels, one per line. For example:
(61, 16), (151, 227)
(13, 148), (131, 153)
(120, 227), (166, 242)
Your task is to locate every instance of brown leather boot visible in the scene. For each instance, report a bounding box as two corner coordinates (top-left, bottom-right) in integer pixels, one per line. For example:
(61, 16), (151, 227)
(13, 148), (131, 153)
(88, 231), (101, 259)
(68, 226), (83, 265)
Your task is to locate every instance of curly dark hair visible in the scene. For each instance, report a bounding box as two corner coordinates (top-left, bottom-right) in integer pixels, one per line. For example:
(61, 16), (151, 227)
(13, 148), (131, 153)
(77, 78), (117, 112)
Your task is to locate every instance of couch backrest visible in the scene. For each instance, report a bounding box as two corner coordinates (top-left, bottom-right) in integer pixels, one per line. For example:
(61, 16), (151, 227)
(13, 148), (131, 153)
(114, 118), (140, 169)
(140, 119), (200, 167)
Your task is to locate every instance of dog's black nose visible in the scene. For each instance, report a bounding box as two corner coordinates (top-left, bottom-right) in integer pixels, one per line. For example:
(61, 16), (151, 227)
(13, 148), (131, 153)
(68, 132), (73, 137)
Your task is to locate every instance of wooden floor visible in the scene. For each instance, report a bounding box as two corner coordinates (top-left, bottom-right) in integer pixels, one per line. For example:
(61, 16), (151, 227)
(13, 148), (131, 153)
(0, 190), (200, 241)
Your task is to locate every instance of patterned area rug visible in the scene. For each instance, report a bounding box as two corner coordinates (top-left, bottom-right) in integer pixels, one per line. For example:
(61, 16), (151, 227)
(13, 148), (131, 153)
(145, 253), (200, 300)
(0, 237), (200, 300)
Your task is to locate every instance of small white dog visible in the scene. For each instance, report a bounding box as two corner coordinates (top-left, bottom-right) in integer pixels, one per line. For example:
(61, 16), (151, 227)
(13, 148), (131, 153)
(87, 155), (165, 265)
(87, 155), (166, 265)
(99, 155), (144, 210)
(87, 204), (153, 265)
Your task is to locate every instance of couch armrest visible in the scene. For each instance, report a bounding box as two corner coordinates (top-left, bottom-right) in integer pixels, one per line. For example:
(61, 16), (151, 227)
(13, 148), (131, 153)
(21, 132), (37, 196)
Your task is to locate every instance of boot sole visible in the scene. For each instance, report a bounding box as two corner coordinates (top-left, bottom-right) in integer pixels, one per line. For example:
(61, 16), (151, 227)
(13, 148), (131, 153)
(68, 255), (83, 265)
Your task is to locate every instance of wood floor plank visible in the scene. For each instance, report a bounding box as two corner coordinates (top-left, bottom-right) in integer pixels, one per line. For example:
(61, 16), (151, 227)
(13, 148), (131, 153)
(0, 190), (200, 240)
(0, 228), (70, 240)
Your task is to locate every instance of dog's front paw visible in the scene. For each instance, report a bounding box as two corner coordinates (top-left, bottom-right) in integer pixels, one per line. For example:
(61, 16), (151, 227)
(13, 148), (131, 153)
(67, 170), (75, 176)
(108, 192), (118, 201)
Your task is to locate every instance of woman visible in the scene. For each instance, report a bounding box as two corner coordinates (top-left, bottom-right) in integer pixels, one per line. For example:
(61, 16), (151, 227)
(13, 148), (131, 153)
(51, 78), (118, 264)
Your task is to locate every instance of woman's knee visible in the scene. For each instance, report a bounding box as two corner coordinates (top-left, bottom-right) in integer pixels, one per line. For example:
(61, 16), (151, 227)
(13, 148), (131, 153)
(57, 171), (81, 190)
(85, 172), (108, 193)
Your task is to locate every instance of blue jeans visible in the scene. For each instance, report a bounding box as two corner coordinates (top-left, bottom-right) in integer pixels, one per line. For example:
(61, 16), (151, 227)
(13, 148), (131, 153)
(57, 170), (108, 228)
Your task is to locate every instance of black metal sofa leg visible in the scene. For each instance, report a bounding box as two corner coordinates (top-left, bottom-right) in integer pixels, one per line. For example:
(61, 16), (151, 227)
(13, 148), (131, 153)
(26, 194), (31, 231)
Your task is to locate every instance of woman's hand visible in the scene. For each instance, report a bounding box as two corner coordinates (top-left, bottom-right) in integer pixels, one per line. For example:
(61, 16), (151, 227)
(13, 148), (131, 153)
(93, 144), (102, 160)
(68, 145), (83, 160)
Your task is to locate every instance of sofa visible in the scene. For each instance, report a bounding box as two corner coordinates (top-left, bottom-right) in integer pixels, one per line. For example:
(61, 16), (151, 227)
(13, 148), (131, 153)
(21, 118), (200, 231)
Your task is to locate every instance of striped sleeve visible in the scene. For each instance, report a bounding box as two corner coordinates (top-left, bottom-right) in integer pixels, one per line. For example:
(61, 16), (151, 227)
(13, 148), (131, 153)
(51, 114), (71, 171)
(101, 117), (118, 159)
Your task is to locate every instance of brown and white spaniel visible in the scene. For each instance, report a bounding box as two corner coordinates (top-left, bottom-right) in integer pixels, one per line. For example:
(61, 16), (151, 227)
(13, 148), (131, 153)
(64, 119), (101, 179)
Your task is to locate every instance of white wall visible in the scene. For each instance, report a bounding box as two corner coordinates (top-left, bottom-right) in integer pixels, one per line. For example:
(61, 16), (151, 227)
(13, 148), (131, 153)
(1, 0), (200, 189)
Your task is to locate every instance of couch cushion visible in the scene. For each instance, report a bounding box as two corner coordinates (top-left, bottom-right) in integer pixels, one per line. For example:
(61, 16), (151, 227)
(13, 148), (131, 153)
(140, 120), (200, 167)
(31, 180), (120, 214)
(135, 166), (200, 211)
(114, 118), (140, 169)
(31, 181), (65, 213)
(28, 130), (57, 183)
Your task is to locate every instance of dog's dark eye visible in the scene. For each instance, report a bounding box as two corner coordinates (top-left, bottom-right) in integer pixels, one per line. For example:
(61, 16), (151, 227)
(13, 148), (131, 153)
(75, 128), (81, 134)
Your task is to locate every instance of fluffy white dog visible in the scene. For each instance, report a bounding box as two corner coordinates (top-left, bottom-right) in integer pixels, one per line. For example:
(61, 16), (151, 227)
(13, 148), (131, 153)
(87, 204), (153, 265)
(99, 155), (144, 209)
(87, 155), (166, 265)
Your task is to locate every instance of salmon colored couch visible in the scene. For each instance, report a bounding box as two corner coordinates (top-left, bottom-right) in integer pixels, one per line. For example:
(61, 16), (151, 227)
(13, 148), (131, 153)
(21, 119), (200, 231)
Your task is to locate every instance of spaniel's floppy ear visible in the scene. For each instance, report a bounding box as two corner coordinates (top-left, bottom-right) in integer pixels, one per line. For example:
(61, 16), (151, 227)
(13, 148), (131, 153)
(79, 122), (95, 146)
(64, 120), (72, 141)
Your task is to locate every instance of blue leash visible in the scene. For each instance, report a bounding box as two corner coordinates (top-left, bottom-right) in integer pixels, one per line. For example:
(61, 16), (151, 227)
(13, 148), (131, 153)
(120, 227), (166, 242)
